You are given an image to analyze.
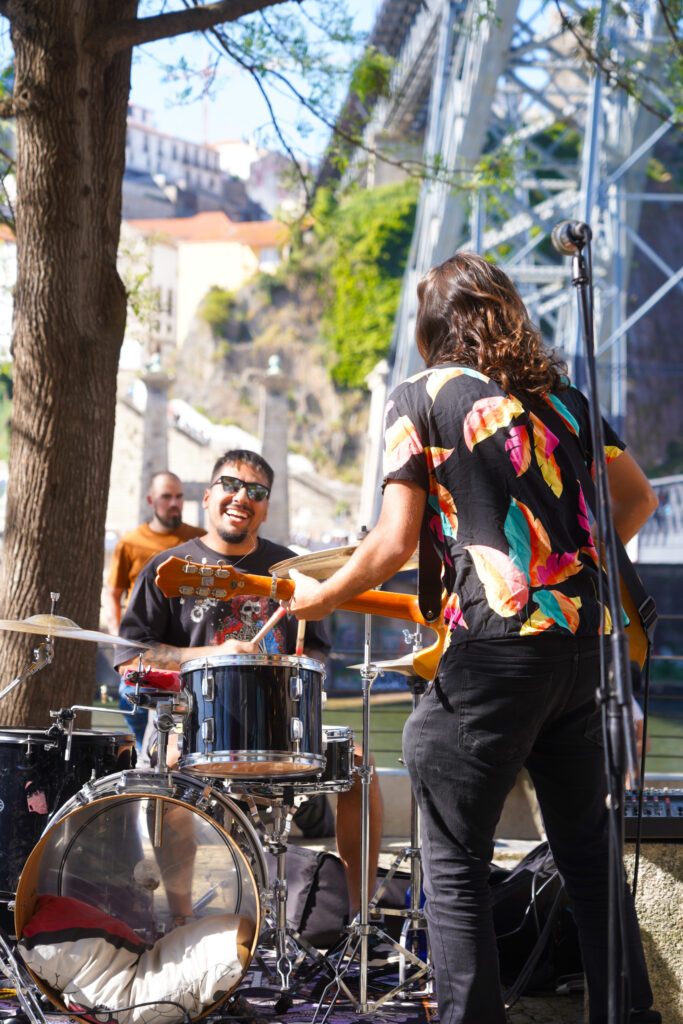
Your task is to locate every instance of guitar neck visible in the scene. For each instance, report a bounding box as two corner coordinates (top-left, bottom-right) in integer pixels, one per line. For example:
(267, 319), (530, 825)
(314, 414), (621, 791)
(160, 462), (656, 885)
(155, 557), (442, 631)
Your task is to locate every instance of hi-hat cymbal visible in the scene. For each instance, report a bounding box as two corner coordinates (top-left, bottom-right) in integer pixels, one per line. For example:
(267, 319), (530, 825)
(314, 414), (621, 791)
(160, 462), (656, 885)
(347, 653), (421, 676)
(270, 544), (419, 581)
(0, 614), (149, 647)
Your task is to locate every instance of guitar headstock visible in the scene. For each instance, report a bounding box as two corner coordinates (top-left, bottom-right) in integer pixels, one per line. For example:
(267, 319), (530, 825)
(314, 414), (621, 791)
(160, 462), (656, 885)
(155, 556), (272, 601)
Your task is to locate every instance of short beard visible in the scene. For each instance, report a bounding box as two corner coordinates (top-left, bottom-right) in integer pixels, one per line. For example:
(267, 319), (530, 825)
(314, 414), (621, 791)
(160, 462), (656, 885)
(217, 526), (248, 546)
(157, 512), (182, 530)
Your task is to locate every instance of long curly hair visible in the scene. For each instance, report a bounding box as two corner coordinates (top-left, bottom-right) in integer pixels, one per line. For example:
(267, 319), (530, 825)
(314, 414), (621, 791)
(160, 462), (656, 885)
(416, 253), (568, 396)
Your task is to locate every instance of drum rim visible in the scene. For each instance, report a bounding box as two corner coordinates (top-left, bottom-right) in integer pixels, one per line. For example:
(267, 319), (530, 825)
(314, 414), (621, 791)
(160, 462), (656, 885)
(0, 727), (135, 744)
(179, 750), (326, 775)
(15, 772), (264, 1022)
(180, 653), (325, 674)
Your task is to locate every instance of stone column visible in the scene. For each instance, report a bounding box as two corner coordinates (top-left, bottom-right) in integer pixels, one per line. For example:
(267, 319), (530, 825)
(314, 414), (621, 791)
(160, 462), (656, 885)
(258, 356), (290, 546)
(139, 370), (173, 523)
(358, 359), (389, 531)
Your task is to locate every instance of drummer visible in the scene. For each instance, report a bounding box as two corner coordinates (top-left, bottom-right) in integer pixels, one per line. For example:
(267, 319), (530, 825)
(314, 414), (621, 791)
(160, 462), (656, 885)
(114, 448), (383, 924)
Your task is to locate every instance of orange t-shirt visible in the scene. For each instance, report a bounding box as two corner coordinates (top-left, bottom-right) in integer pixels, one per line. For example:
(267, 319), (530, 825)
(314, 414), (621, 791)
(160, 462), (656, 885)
(108, 521), (205, 605)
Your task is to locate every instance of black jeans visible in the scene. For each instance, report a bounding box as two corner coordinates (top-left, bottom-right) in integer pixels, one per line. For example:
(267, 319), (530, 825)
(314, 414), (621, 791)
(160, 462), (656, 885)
(403, 635), (653, 1024)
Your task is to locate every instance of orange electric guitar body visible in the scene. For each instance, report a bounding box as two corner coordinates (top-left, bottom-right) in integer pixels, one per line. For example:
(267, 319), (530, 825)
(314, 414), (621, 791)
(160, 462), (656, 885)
(155, 556), (446, 681)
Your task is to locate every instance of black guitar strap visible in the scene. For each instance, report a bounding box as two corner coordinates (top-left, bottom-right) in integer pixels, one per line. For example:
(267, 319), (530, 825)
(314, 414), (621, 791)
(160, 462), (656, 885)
(418, 517), (443, 623)
(535, 401), (657, 643)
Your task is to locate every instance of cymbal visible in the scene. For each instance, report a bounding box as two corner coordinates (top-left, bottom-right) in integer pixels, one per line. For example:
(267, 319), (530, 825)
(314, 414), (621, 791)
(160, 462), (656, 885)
(0, 614), (149, 648)
(270, 544), (419, 581)
(347, 653), (421, 676)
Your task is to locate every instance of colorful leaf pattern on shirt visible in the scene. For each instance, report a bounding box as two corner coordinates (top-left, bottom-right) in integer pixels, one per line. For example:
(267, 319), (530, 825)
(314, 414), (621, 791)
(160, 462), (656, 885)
(543, 394), (580, 436)
(383, 414), (423, 475)
(382, 368), (626, 644)
(429, 478), (458, 539)
(505, 424), (532, 477)
(444, 591), (468, 631)
(506, 498), (582, 587)
(464, 544), (529, 617)
(463, 395), (525, 451)
(427, 366), (489, 404)
(529, 412), (563, 497)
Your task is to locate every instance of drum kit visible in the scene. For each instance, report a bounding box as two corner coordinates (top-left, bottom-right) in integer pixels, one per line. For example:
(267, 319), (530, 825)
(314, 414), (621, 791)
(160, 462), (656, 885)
(0, 546), (439, 1024)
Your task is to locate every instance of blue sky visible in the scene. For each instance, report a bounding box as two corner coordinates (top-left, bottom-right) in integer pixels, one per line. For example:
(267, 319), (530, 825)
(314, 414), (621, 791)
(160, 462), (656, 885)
(127, 0), (382, 159)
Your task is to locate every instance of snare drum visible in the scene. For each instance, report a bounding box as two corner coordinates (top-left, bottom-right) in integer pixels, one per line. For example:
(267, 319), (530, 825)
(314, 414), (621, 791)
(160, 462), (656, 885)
(179, 654), (325, 778)
(0, 728), (135, 936)
(14, 770), (265, 1022)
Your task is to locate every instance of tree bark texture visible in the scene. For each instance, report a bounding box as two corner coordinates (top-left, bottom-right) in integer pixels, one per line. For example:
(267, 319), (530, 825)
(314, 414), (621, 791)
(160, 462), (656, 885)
(0, 2), (135, 727)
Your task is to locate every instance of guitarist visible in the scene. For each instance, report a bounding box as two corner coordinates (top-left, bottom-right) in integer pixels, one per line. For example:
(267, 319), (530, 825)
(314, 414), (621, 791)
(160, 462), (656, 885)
(114, 448), (383, 926)
(286, 254), (660, 1024)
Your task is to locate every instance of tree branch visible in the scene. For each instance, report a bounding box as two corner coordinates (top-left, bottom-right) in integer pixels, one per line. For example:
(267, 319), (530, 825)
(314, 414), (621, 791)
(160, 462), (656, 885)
(86, 0), (296, 56)
(0, 97), (13, 118)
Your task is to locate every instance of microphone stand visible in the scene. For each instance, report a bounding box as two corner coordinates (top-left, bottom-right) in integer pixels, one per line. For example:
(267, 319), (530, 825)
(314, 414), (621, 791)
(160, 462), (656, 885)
(570, 235), (639, 1024)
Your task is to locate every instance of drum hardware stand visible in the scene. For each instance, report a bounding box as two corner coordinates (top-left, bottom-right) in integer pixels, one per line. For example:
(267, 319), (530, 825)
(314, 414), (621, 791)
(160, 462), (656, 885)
(312, 615), (430, 1024)
(368, 629), (432, 992)
(48, 705), (130, 763)
(238, 789), (333, 1014)
(0, 931), (48, 1024)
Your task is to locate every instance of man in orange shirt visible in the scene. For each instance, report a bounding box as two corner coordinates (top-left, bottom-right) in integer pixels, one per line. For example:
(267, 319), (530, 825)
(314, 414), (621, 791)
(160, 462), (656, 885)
(105, 471), (205, 634)
(105, 470), (205, 749)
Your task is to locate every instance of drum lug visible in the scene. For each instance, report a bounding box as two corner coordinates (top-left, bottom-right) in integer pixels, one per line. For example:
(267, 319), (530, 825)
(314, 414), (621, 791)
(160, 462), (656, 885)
(289, 675), (303, 701)
(289, 718), (303, 749)
(202, 671), (215, 703)
(202, 717), (215, 748)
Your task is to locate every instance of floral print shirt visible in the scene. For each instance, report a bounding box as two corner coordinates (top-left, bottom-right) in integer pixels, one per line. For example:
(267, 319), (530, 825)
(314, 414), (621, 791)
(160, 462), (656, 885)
(383, 364), (625, 647)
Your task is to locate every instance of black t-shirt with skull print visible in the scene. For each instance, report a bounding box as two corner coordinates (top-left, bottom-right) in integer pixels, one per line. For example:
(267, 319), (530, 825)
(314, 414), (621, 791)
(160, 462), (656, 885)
(114, 535), (331, 665)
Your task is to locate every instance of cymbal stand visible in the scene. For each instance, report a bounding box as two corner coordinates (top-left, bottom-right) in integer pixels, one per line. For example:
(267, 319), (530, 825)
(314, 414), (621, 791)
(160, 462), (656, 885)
(0, 592), (60, 701)
(239, 788), (332, 1013)
(313, 613), (430, 1023)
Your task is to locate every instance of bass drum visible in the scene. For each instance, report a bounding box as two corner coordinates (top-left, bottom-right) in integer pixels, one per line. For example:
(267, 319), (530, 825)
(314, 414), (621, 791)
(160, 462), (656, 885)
(0, 727), (135, 937)
(15, 771), (267, 1022)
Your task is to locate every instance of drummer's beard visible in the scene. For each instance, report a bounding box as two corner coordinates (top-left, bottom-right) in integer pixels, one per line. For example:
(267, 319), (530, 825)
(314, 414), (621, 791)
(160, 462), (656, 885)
(217, 526), (248, 546)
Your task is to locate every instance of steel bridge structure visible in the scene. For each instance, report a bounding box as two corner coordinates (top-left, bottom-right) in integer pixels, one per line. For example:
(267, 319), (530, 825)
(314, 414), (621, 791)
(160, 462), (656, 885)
(354, 0), (682, 535)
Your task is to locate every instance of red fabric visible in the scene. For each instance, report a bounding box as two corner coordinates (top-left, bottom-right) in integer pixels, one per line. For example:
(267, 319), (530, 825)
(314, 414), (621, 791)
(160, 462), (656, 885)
(21, 895), (145, 948)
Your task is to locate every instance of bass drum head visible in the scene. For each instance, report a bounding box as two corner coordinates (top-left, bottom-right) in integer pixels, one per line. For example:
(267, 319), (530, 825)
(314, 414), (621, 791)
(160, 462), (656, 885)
(15, 771), (266, 1023)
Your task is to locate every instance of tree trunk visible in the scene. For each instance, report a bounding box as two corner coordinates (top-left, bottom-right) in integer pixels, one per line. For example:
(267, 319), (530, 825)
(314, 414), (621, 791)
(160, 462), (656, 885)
(0, 2), (136, 727)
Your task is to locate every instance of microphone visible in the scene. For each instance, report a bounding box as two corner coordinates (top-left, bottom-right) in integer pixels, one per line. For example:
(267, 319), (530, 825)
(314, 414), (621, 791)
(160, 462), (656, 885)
(551, 220), (592, 255)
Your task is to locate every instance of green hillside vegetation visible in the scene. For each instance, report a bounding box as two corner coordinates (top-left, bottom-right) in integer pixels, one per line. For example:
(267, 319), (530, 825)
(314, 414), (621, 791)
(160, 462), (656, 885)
(314, 180), (419, 388)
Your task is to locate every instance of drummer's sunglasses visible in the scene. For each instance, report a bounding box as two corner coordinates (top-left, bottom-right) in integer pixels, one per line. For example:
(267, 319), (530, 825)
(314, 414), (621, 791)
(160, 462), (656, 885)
(211, 475), (271, 502)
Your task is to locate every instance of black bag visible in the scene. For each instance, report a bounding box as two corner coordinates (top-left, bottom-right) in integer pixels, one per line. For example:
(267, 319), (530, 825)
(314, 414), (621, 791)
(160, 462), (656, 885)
(491, 841), (583, 996)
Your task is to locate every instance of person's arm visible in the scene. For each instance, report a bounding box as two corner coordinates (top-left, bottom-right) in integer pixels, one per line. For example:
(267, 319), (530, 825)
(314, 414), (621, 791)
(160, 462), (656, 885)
(288, 479), (426, 620)
(117, 636), (258, 675)
(606, 450), (658, 544)
(103, 584), (125, 635)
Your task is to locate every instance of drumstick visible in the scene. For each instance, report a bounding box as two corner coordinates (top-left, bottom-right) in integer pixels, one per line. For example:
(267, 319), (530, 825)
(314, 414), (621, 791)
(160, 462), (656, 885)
(295, 619), (306, 656)
(251, 603), (287, 646)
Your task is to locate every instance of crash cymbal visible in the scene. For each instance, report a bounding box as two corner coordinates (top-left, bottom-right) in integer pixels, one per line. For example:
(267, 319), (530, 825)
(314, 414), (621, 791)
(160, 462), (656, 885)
(270, 544), (419, 581)
(0, 614), (149, 647)
(347, 653), (421, 676)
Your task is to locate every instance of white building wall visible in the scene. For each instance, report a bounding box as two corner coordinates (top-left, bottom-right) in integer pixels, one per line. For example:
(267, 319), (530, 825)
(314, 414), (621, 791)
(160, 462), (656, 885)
(175, 239), (260, 346)
(117, 223), (179, 363)
(125, 104), (223, 195)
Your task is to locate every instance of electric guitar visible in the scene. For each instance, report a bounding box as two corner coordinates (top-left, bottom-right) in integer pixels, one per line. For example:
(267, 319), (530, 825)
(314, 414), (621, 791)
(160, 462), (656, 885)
(155, 556), (446, 681)
(154, 557), (649, 679)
